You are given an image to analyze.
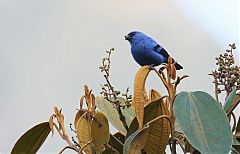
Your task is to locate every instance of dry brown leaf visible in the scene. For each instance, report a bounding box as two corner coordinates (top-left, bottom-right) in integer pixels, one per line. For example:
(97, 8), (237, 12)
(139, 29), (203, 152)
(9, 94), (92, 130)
(168, 56), (172, 64)
(185, 140), (193, 152)
(80, 96), (85, 109)
(149, 89), (162, 102)
(124, 127), (150, 154)
(74, 109), (88, 129)
(144, 99), (170, 154)
(165, 97), (170, 112)
(91, 112), (110, 153)
(76, 113), (92, 154)
(171, 64), (176, 80)
(133, 65), (151, 129)
(53, 107), (67, 137)
(49, 115), (54, 136)
(84, 85), (92, 110)
(91, 94), (96, 112)
(144, 88), (149, 105)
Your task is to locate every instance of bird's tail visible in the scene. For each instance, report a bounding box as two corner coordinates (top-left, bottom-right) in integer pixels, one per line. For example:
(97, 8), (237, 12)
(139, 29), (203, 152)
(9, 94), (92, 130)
(174, 62), (183, 70)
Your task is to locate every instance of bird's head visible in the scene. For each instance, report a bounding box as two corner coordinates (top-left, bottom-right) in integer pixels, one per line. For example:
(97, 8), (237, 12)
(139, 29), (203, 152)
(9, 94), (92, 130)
(124, 31), (144, 43)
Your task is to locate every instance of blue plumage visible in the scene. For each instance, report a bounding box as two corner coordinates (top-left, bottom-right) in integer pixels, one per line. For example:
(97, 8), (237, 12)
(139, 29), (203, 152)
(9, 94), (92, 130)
(125, 31), (183, 70)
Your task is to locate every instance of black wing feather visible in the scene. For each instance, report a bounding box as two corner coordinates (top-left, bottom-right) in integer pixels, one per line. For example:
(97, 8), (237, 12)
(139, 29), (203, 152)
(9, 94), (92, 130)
(153, 44), (183, 70)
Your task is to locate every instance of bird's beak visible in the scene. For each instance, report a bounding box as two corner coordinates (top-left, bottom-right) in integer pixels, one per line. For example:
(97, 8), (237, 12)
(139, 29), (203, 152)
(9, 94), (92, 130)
(124, 35), (130, 40)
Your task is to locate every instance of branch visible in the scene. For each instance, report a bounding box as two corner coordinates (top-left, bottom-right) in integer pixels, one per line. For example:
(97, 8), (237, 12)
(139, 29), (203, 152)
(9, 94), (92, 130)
(175, 138), (187, 154)
(58, 146), (78, 154)
(153, 67), (168, 88)
(100, 48), (129, 131)
(53, 123), (79, 153)
(231, 112), (237, 132)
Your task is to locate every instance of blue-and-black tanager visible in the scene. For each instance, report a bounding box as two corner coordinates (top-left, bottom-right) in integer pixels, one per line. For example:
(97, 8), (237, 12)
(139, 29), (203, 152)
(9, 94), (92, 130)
(125, 31), (183, 70)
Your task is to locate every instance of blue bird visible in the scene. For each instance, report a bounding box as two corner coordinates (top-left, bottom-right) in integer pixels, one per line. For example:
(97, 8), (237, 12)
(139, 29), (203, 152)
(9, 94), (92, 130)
(125, 31), (183, 70)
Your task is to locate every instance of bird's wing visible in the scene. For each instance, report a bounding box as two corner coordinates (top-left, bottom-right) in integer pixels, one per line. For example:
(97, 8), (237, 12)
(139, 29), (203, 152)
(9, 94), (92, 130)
(153, 44), (183, 70)
(153, 44), (169, 61)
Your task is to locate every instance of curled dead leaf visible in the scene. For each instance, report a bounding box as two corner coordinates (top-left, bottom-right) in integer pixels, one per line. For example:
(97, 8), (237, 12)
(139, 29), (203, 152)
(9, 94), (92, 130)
(84, 85), (92, 110)
(49, 115), (54, 136)
(91, 94), (96, 112)
(53, 107), (67, 137)
(168, 56), (172, 64)
(74, 109), (88, 129)
(171, 64), (176, 80)
(80, 96), (85, 109)
(76, 113), (92, 154)
(149, 89), (162, 103)
(133, 66), (151, 129)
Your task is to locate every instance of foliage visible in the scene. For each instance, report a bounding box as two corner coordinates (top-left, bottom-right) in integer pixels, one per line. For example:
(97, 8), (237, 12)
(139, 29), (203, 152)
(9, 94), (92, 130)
(11, 44), (240, 154)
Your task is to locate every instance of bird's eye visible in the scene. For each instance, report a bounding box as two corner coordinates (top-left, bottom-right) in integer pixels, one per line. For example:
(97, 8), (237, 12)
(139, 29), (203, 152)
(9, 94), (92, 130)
(129, 32), (136, 37)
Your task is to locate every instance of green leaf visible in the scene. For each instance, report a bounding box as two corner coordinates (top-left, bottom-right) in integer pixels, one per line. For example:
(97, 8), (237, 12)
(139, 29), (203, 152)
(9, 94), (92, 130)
(109, 134), (124, 154)
(174, 91), (232, 154)
(11, 122), (50, 154)
(96, 96), (135, 134)
(127, 98), (170, 154)
(224, 86), (237, 112)
(123, 127), (149, 154)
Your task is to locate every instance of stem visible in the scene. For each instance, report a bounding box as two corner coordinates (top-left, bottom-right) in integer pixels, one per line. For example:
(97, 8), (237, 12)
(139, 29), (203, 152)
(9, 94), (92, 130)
(172, 139), (177, 154)
(53, 123), (79, 153)
(231, 112), (237, 132)
(227, 94), (240, 115)
(116, 105), (129, 131)
(213, 72), (220, 102)
(101, 49), (129, 132)
(58, 146), (78, 154)
(153, 68), (168, 88)
(176, 138), (187, 154)
(169, 94), (176, 154)
(104, 75), (129, 131)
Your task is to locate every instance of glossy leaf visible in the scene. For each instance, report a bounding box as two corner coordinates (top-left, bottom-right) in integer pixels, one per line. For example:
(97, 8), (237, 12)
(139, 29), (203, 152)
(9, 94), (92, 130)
(133, 65), (151, 128)
(96, 96), (135, 134)
(123, 127), (149, 154)
(174, 91), (232, 154)
(91, 112), (110, 153)
(127, 98), (170, 154)
(224, 86), (237, 112)
(11, 122), (50, 154)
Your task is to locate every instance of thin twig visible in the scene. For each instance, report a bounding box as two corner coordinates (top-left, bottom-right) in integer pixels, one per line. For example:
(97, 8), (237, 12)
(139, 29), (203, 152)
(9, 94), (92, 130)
(53, 123), (79, 153)
(213, 71), (220, 102)
(175, 138), (187, 154)
(100, 48), (129, 131)
(153, 67), (168, 88)
(58, 146), (77, 154)
(231, 112), (237, 132)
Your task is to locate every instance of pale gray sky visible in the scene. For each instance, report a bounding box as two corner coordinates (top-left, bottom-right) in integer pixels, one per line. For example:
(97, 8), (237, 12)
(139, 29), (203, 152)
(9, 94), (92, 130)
(0, 0), (239, 153)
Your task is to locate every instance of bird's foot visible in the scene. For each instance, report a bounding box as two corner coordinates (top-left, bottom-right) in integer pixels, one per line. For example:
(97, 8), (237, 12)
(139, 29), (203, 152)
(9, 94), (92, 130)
(149, 64), (155, 70)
